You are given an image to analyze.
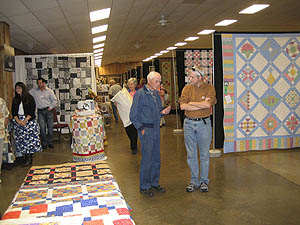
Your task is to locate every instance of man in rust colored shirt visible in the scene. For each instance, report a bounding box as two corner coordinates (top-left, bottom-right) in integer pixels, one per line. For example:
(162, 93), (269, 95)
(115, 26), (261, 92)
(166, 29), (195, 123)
(179, 66), (216, 193)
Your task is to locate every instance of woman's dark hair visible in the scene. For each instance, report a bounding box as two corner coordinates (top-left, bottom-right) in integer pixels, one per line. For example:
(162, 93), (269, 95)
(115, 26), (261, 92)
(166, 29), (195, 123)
(14, 82), (30, 103)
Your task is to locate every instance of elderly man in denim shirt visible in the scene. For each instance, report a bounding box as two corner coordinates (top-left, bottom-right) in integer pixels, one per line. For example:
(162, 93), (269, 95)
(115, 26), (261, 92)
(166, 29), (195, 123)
(130, 72), (171, 197)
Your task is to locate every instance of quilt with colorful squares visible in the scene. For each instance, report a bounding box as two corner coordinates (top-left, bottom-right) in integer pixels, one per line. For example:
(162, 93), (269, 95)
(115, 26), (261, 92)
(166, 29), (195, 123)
(222, 33), (300, 153)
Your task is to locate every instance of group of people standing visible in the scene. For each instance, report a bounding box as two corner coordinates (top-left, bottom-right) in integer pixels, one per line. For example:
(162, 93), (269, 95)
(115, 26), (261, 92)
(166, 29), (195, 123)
(117, 66), (216, 197)
(0, 78), (57, 180)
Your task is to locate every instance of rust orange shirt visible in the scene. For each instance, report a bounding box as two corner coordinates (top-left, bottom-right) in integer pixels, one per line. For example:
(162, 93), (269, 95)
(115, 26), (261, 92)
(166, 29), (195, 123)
(179, 82), (216, 118)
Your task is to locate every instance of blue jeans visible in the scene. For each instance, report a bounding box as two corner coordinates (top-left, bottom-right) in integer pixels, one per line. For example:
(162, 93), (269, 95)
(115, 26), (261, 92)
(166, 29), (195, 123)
(38, 109), (53, 146)
(111, 101), (119, 122)
(184, 118), (212, 185)
(138, 126), (161, 190)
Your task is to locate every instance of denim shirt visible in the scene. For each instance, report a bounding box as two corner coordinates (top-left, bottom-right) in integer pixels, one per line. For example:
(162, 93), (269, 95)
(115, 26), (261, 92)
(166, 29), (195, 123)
(130, 85), (163, 131)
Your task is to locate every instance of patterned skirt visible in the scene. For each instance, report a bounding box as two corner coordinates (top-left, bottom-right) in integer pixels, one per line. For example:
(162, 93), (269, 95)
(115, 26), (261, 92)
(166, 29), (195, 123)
(13, 115), (42, 154)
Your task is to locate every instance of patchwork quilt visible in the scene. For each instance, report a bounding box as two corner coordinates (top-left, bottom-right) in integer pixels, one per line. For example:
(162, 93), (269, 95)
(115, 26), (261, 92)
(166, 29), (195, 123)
(184, 49), (213, 84)
(222, 33), (300, 153)
(22, 162), (112, 186)
(1, 161), (135, 225)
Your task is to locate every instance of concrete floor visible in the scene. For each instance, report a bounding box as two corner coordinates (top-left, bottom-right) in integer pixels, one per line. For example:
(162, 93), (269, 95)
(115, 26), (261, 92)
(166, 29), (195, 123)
(1, 114), (300, 225)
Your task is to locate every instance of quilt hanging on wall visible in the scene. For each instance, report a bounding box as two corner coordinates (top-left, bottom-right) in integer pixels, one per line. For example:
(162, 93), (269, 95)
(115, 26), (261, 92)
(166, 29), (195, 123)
(184, 49), (213, 84)
(24, 55), (94, 123)
(222, 33), (300, 153)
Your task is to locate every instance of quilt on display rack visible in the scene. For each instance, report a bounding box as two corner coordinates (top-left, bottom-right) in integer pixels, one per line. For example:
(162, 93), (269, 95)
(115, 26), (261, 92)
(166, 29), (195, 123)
(184, 49), (213, 84)
(25, 56), (93, 123)
(222, 33), (300, 153)
(160, 59), (173, 105)
(1, 161), (135, 225)
(70, 115), (106, 162)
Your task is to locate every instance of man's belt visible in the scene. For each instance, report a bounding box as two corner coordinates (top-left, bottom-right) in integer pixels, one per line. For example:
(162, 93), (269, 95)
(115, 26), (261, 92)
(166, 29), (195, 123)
(186, 116), (210, 121)
(186, 116), (210, 124)
(38, 107), (49, 111)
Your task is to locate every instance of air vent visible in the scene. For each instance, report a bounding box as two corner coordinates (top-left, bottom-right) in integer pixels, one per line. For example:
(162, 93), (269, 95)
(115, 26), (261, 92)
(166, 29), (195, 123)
(182, 0), (206, 4)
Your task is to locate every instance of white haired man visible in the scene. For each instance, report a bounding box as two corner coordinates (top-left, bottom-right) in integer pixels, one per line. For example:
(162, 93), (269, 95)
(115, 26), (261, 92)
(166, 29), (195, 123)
(130, 72), (171, 197)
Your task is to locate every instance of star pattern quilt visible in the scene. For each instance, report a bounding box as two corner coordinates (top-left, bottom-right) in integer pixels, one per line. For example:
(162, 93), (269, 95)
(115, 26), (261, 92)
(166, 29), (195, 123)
(222, 33), (300, 153)
(1, 161), (135, 225)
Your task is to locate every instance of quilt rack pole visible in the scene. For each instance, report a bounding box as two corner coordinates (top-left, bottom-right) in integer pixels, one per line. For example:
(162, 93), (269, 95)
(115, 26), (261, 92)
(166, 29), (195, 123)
(172, 49), (183, 134)
(210, 32), (221, 158)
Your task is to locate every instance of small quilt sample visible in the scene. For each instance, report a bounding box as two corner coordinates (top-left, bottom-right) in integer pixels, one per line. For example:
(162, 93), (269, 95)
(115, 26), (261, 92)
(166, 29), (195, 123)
(222, 33), (300, 153)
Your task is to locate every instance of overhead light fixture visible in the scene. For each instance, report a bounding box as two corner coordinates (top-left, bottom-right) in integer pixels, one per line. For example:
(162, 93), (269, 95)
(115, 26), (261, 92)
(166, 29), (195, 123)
(93, 35), (106, 43)
(167, 47), (177, 50)
(94, 52), (103, 57)
(160, 50), (169, 54)
(94, 48), (104, 53)
(95, 59), (102, 65)
(93, 43), (105, 49)
(175, 42), (187, 46)
(198, 29), (215, 35)
(239, 4), (270, 14)
(91, 24), (108, 34)
(215, 20), (237, 26)
(184, 37), (199, 41)
(143, 58), (150, 62)
(90, 8), (111, 22)
(155, 53), (163, 56)
(94, 56), (102, 60)
(152, 55), (158, 58)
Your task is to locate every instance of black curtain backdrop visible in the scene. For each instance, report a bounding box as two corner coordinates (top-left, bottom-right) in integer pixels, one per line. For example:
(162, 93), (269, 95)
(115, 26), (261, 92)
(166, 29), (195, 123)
(130, 69), (136, 78)
(176, 47), (224, 148)
(142, 60), (160, 79)
(214, 32), (225, 149)
(136, 66), (141, 80)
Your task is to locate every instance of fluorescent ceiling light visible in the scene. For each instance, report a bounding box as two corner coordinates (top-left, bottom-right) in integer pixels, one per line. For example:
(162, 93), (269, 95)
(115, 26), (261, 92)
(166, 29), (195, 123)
(93, 35), (106, 43)
(94, 56), (102, 60)
(239, 4), (270, 14)
(91, 24), (108, 34)
(95, 60), (102, 65)
(167, 47), (177, 50)
(93, 48), (104, 53)
(160, 50), (169, 54)
(93, 43), (105, 49)
(184, 37), (199, 41)
(152, 55), (158, 58)
(215, 20), (237, 26)
(155, 53), (163, 56)
(175, 42), (187, 46)
(143, 59), (150, 62)
(198, 29), (215, 35)
(94, 52), (103, 57)
(90, 8), (111, 22)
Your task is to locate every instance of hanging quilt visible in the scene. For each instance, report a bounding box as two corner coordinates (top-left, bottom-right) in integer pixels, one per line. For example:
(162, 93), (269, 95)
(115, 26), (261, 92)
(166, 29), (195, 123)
(184, 49), (213, 84)
(222, 33), (300, 153)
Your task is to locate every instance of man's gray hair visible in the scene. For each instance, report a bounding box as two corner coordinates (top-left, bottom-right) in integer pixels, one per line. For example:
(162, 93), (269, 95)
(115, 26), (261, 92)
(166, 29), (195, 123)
(147, 71), (160, 81)
(128, 77), (137, 85)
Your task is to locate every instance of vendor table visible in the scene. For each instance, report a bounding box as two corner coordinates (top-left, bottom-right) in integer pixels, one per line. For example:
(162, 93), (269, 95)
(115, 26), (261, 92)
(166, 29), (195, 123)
(70, 114), (106, 162)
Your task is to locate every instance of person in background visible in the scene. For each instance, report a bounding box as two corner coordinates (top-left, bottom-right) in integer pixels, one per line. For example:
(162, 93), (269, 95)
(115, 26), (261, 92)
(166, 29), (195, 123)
(12, 82), (42, 166)
(179, 66), (216, 193)
(29, 78), (57, 149)
(108, 79), (122, 122)
(130, 72), (171, 197)
(111, 78), (138, 154)
(137, 78), (146, 89)
(123, 80), (129, 89)
(0, 97), (9, 183)
(158, 85), (167, 127)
